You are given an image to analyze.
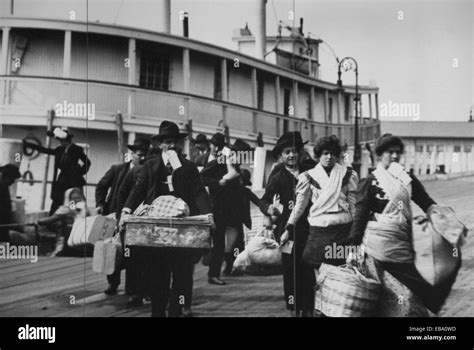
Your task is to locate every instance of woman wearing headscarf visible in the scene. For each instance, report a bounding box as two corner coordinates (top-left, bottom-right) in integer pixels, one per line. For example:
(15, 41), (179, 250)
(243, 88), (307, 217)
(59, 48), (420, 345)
(282, 136), (358, 269)
(39, 187), (90, 256)
(344, 133), (459, 316)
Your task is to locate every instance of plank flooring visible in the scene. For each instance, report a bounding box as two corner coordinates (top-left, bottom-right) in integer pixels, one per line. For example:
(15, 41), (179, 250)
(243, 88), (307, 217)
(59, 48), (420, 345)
(1, 176), (473, 317)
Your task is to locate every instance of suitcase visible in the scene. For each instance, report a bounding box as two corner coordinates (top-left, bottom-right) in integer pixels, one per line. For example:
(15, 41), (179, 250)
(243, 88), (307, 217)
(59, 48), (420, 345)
(92, 237), (120, 274)
(68, 215), (116, 247)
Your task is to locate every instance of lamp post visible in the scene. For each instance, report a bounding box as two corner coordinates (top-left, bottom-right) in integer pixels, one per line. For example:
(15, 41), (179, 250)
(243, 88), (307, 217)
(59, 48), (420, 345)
(337, 57), (361, 176)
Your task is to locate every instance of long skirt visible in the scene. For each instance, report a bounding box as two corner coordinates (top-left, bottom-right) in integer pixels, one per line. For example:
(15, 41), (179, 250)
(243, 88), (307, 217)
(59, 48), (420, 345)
(365, 254), (460, 317)
(302, 223), (352, 268)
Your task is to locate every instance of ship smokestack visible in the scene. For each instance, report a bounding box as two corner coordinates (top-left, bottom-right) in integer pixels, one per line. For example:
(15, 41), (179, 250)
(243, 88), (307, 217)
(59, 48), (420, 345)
(255, 0), (266, 60)
(162, 0), (171, 34)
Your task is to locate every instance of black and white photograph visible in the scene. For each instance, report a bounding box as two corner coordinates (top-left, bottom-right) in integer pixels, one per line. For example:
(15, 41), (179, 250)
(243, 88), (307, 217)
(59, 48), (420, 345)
(0, 0), (473, 343)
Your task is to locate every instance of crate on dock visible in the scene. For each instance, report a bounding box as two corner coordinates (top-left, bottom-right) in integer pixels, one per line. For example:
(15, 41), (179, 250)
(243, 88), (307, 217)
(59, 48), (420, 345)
(124, 215), (212, 249)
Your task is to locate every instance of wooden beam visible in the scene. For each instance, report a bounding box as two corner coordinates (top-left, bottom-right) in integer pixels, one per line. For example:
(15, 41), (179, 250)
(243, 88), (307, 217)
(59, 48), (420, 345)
(40, 109), (55, 211)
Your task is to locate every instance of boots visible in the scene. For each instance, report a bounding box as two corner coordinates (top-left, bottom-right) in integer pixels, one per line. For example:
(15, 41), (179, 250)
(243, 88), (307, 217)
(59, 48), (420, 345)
(50, 236), (65, 257)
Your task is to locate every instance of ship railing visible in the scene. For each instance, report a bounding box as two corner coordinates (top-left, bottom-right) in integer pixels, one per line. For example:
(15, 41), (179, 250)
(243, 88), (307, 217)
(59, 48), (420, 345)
(0, 75), (380, 144)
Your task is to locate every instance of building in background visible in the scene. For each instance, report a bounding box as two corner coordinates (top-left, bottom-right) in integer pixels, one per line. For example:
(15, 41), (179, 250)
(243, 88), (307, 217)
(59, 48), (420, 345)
(381, 121), (474, 178)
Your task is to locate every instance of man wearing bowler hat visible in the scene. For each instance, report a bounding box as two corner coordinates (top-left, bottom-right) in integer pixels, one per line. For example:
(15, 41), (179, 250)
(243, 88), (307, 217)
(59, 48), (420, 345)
(121, 120), (213, 317)
(96, 137), (150, 296)
(23, 127), (91, 215)
(259, 131), (317, 317)
(96, 137), (150, 217)
(191, 134), (210, 168)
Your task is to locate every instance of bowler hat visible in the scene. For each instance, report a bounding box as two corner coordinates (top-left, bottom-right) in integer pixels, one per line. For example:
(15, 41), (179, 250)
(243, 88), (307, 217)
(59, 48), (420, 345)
(153, 121), (187, 142)
(127, 137), (151, 153)
(195, 134), (209, 144)
(210, 133), (226, 149)
(272, 132), (307, 159)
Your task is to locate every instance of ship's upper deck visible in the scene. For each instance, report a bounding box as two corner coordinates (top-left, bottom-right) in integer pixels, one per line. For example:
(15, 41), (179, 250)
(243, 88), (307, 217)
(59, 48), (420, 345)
(0, 17), (378, 94)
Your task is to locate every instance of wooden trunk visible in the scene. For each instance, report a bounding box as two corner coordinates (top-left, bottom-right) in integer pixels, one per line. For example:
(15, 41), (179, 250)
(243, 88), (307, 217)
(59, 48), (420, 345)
(124, 215), (212, 249)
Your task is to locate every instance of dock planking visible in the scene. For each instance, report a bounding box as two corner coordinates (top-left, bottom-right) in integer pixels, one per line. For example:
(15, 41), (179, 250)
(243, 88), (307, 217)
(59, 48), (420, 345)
(0, 176), (473, 317)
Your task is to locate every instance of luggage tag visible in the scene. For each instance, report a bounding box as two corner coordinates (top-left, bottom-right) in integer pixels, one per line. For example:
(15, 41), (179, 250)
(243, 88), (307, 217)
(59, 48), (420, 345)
(167, 175), (174, 192)
(165, 150), (182, 170)
(280, 240), (294, 254)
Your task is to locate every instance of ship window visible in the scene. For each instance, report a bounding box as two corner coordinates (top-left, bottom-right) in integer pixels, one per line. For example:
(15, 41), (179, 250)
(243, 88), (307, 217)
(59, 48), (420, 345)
(427, 145), (434, 153)
(415, 145), (424, 152)
(436, 145), (445, 152)
(453, 145), (461, 152)
(328, 97), (333, 122)
(257, 72), (264, 110)
(139, 53), (170, 90)
(465, 145), (472, 153)
(214, 61), (222, 100)
(344, 94), (351, 122)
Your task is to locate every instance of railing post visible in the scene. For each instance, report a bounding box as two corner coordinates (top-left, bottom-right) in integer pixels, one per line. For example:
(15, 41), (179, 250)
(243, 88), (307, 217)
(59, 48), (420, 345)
(40, 109), (55, 211)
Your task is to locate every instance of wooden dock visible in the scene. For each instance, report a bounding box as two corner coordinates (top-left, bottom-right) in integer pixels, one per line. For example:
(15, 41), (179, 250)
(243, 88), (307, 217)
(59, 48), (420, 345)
(0, 176), (473, 317)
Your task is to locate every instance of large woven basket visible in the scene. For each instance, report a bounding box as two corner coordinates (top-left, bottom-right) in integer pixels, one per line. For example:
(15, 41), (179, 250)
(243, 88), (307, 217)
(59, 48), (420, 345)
(315, 263), (381, 317)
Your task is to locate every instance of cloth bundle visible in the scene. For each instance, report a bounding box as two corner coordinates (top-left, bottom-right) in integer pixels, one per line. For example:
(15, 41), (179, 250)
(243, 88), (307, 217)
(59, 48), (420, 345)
(246, 228), (282, 266)
(133, 195), (190, 218)
(413, 205), (467, 286)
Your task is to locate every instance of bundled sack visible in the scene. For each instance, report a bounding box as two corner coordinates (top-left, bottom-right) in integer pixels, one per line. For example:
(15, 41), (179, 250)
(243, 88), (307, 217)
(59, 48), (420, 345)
(413, 205), (467, 286)
(68, 215), (116, 247)
(92, 235), (122, 274)
(233, 249), (252, 272)
(246, 228), (282, 266)
(148, 195), (190, 218)
(315, 263), (381, 317)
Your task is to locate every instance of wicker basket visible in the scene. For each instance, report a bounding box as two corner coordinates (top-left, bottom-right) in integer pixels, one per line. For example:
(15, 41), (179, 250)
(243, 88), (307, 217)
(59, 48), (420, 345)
(315, 263), (381, 317)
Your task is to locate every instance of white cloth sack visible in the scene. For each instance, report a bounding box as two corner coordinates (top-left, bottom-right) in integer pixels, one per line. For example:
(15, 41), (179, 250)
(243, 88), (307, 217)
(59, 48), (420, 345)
(233, 249), (252, 271)
(247, 228), (282, 266)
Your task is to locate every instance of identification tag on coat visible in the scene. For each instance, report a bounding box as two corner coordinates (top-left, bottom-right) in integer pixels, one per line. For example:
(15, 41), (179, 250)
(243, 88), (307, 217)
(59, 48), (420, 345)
(167, 175), (174, 192)
(165, 150), (182, 170)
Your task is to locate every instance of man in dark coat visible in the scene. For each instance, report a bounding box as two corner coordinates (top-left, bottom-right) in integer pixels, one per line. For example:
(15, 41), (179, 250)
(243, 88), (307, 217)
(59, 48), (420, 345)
(95, 137), (150, 216)
(259, 131), (317, 317)
(120, 120), (212, 317)
(23, 127), (91, 215)
(201, 139), (261, 284)
(191, 134), (210, 168)
(98, 137), (150, 296)
(0, 164), (21, 242)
